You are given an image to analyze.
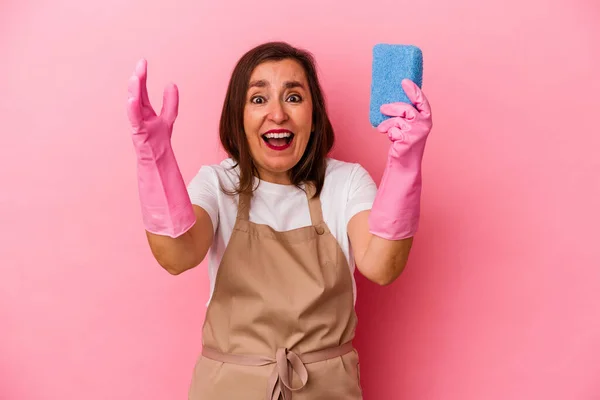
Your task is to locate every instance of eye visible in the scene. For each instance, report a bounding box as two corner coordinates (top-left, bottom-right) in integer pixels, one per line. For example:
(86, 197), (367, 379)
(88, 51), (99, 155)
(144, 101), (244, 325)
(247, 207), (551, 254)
(250, 96), (265, 104)
(287, 94), (302, 103)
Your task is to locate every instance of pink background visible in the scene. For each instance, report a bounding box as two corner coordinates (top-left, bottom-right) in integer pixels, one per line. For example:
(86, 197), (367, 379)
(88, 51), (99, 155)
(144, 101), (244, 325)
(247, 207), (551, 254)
(2, 0), (599, 398)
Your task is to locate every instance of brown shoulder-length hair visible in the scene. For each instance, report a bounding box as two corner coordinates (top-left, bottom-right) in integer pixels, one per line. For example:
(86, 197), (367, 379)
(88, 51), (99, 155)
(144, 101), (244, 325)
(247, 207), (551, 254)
(219, 41), (335, 197)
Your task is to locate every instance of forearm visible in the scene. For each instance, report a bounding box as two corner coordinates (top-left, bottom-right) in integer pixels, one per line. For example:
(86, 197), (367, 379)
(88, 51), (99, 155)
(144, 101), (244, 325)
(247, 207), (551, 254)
(359, 234), (413, 285)
(146, 206), (213, 275)
(348, 210), (413, 286)
(146, 228), (199, 275)
(135, 145), (196, 237)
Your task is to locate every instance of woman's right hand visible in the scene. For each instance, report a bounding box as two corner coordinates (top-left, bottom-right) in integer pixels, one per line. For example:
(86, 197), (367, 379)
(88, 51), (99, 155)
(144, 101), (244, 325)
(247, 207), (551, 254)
(127, 58), (179, 156)
(126, 58), (193, 239)
(126, 59), (213, 274)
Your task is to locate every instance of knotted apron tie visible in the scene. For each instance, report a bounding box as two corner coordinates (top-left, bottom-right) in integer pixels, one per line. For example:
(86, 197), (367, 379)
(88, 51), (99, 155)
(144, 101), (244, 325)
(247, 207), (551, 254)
(202, 341), (354, 400)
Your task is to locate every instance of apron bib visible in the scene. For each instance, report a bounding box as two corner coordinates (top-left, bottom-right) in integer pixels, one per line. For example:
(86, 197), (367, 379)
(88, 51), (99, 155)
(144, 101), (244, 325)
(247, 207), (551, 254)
(188, 184), (362, 399)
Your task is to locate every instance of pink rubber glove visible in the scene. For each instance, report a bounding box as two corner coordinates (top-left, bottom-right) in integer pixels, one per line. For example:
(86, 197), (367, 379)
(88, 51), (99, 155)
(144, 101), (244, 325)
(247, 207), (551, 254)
(368, 79), (433, 240)
(126, 59), (196, 238)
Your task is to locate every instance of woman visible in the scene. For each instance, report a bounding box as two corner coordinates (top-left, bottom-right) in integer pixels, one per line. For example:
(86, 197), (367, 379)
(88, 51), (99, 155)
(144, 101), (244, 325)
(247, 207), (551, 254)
(126, 41), (432, 399)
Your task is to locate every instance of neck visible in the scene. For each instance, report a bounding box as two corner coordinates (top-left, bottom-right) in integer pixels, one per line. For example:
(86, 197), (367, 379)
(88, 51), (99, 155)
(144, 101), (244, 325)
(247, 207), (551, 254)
(256, 168), (292, 185)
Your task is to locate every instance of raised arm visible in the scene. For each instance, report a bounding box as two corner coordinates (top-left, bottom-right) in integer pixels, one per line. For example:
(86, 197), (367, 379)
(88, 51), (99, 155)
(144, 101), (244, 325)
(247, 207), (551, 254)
(127, 59), (213, 274)
(349, 79), (432, 285)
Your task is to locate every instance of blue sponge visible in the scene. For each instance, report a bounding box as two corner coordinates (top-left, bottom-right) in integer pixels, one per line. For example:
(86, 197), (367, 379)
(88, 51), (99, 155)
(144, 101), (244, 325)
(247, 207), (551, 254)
(369, 44), (423, 127)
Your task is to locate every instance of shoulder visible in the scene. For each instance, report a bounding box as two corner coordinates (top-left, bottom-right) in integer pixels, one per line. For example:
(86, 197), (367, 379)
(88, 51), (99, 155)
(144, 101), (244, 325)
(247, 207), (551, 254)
(190, 158), (239, 187)
(200, 158), (239, 176)
(325, 157), (363, 177)
(321, 158), (374, 200)
(324, 158), (374, 186)
(323, 159), (376, 225)
(323, 157), (376, 203)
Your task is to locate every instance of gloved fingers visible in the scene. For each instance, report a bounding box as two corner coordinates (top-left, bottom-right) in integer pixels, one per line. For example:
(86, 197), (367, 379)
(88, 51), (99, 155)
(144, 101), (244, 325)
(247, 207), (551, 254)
(135, 59), (153, 110)
(401, 79), (432, 118)
(376, 116), (409, 134)
(160, 83), (179, 125)
(127, 75), (143, 129)
(388, 126), (405, 142)
(379, 102), (416, 120)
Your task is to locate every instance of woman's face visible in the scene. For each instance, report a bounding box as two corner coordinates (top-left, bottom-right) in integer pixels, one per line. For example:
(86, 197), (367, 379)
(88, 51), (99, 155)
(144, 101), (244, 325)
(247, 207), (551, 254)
(243, 59), (313, 185)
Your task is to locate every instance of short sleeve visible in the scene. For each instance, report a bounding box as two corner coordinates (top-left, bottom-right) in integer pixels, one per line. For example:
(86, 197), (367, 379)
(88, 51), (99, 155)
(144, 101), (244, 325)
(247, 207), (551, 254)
(345, 164), (378, 225)
(187, 166), (219, 234)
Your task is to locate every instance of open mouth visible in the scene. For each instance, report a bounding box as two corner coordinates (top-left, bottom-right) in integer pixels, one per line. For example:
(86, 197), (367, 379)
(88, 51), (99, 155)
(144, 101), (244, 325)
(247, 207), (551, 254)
(262, 130), (294, 151)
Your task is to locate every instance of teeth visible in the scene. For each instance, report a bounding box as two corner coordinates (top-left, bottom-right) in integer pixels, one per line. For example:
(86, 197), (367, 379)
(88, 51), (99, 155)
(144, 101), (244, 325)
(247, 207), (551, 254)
(264, 132), (292, 139)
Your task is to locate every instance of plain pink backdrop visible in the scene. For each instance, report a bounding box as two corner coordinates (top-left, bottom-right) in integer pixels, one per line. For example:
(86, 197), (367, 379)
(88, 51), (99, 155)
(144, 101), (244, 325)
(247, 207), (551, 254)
(2, 0), (599, 399)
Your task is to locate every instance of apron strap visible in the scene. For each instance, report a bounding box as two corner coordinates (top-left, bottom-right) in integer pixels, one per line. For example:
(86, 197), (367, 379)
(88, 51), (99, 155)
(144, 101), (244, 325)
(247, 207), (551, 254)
(237, 190), (251, 221)
(304, 182), (325, 228)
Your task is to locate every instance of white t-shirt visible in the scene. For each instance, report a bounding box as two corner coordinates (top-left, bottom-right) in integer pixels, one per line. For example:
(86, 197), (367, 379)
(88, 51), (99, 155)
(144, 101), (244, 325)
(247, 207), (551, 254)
(187, 157), (377, 306)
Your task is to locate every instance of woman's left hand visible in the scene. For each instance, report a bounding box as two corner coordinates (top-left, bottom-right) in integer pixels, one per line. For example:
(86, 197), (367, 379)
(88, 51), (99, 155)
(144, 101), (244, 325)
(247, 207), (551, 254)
(376, 78), (432, 158)
(348, 79), (434, 285)
(368, 78), (433, 242)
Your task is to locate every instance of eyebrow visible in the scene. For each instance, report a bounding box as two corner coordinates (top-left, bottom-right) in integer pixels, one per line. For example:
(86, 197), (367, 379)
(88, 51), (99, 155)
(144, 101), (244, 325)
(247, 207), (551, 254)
(248, 79), (306, 90)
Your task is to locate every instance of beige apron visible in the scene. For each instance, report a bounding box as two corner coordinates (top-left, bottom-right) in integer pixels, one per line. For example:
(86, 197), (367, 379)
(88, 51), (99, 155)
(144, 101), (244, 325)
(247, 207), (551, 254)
(188, 184), (362, 399)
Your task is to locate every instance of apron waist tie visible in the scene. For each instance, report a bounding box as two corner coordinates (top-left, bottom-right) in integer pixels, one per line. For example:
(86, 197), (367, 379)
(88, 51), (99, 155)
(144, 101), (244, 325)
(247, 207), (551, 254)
(201, 341), (354, 400)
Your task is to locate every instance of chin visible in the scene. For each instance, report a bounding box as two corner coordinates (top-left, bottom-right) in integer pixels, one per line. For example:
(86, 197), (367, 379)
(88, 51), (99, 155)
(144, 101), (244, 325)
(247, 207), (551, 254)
(263, 157), (299, 172)
(261, 144), (305, 169)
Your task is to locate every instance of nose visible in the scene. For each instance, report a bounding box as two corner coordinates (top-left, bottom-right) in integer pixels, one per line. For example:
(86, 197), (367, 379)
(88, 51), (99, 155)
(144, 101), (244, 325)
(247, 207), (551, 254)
(267, 100), (289, 124)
